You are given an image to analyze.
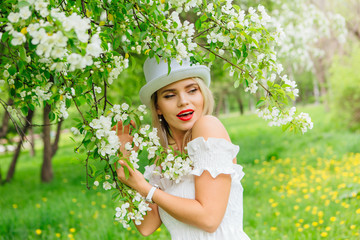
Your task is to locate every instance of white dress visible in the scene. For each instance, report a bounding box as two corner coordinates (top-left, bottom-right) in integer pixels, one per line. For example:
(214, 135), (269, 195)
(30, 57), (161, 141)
(144, 137), (250, 240)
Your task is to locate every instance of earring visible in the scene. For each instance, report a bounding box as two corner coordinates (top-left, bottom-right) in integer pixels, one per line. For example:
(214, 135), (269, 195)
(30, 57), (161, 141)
(158, 115), (162, 122)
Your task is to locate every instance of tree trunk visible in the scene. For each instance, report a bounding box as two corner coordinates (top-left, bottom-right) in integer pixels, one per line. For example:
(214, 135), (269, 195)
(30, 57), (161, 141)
(0, 98), (14, 138)
(41, 104), (53, 182)
(51, 120), (63, 158)
(29, 127), (35, 157)
(235, 93), (244, 115)
(215, 92), (224, 117)
(5, 109), (34, 182)
(314, 57), (329, 111)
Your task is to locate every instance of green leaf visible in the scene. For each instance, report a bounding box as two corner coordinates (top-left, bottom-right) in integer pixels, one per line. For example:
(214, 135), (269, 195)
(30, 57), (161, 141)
(17, 1), (31, 7)
(209, 52), (215, 62)
(48, 111), (55, 121)
(28, 103), (35, 111)
(19, 47), (27, 61)
(109, 155), (119, 164)
(256, 99), (265, 107)
(21, 106), (28, 115)
(8, 66), (16, 76)
(113, 36), (121, 50)
(124, 167), (130, 179)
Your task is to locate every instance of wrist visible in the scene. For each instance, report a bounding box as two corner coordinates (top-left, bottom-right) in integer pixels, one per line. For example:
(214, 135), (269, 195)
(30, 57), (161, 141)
(146, 184), (159, 203)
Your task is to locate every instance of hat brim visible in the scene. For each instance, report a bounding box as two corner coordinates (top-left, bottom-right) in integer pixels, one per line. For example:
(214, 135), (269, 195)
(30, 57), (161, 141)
(139, 66), (210, 108)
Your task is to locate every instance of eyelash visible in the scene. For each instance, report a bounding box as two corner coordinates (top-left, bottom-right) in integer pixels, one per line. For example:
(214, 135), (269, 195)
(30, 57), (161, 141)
(163, 88), (198, 98)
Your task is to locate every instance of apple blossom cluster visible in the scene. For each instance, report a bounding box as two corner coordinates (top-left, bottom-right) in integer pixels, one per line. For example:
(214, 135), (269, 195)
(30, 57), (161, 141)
(256, 107), (297, 127)
(114, 189), (152, 228)
(5, 1), (103, 73)
(89, 116), (120, 157)
(269, 0), (347, 72)
(107, 55), (130, 84)
(154, 153), (194, 184)
(294, 112), (314, 134)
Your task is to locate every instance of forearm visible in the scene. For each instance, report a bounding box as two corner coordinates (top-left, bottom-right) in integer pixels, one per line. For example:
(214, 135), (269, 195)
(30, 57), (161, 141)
(148, 173), (231, 232)
(152, 190), (210, 229)
(134, 203), (162, 236)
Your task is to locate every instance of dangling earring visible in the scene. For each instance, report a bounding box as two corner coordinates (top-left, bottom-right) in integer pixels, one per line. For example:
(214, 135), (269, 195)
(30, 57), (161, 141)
(158, 115), (162, 122)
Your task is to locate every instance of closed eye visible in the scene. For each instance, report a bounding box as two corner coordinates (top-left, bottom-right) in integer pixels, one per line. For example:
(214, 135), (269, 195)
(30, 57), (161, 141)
(189, 88), (198, 93)
(164, 94), (175, 99)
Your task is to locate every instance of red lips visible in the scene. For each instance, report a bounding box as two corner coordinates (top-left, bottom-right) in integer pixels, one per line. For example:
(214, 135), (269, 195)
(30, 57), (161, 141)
(176, 109), (194, 121)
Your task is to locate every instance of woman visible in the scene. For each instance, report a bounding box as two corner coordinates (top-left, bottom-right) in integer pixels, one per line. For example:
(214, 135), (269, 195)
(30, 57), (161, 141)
(116, 58), (250, 239)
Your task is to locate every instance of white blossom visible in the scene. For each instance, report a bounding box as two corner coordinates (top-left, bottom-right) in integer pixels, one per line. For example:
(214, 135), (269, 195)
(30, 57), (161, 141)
(8, 12), (20, 23)
(19, 6), (32, 20)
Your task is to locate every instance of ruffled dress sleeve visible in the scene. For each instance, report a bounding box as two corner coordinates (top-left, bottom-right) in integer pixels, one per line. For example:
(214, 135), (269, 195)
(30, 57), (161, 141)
(187, 137), (244, 180)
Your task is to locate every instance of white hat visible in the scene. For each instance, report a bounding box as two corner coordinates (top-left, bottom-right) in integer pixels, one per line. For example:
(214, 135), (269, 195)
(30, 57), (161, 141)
(139, 58), (211, 108)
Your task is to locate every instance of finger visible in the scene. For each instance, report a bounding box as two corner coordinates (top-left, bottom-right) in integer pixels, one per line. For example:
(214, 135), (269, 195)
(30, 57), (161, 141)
(118, 160), (134, 176)
(117, 121), (123, 134)
(123, 124), (130, 134)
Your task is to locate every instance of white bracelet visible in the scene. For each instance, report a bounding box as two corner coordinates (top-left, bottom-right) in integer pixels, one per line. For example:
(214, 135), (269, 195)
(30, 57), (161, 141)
(146, 185), (159, 203)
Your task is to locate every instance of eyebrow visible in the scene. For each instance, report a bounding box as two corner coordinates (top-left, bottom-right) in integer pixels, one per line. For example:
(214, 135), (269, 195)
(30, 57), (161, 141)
(159, 83), (199, 95)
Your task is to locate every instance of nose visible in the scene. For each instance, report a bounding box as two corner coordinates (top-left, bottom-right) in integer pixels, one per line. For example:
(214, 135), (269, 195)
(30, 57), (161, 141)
(177, 92), (189, 107)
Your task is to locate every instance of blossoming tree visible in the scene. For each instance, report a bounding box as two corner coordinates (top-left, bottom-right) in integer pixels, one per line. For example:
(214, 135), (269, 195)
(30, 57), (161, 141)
(0, 0), (316, 227)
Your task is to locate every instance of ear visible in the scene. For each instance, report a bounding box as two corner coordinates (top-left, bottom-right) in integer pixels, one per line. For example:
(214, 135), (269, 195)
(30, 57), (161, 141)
(156, 108), (162, 115)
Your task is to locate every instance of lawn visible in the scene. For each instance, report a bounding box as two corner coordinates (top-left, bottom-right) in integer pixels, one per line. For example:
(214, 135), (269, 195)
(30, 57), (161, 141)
(0, 105), (359, 239)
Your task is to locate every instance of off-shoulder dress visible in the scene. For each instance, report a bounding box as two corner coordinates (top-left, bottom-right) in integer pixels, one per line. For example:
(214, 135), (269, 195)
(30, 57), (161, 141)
(144, 137), (250, 240)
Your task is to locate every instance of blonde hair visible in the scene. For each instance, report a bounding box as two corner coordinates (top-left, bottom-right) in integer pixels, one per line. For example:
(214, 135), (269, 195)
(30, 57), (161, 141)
(150, 77), (214, 151)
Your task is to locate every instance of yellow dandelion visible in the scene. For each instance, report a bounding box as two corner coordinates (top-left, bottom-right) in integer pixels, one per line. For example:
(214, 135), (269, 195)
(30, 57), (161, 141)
(36, 203), (41, 209)
(271, 202), (278, 208)
(340, 221), (345, 225)
(72, 198), (77, 203)
(63, 178), (68, 183)
(56, 233), (61, 238)
(350, 225), (356, 230)
(299, 219), (304, 223)
(12, 204), (18, 209)
(93, 211), (99, 219)
(156, 227), (161, 232)
(298, 228), (303, 232)
(69, 228), (76, 233)
(91, 201), (96, 206)
(270, 227), (277, 231)
(356, 208), (360, 214)
(320, 232), (328, 237)
(101, 204), (106, 209)
(35, 229), (42, 235)
(305, 206), (311, 212)
(319, 219), (324, 224)
(254, 181), (260, 186)
(312, 222), (318, 227)
(96, 192), (101, 196)
(68, 234), (73, 238)
(325, 200), (330, 206)
(275, 212), (280, 216)
(294, 205), (299, 210)
(295, 223), (301, 227)
(304, 224), (310, 229)
(256, 213), (261, 217)
(330, 217), (336, 222)
(268, 198), (274, 203)
(318, 211), (324, 218)
(42, 197), (48, 202)
(325, 226), (331, 231)
(70, 210), (75, 215)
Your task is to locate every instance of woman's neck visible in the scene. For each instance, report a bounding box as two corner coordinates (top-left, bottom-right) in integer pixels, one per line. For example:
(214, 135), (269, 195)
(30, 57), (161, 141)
(168, 127), (186, 151)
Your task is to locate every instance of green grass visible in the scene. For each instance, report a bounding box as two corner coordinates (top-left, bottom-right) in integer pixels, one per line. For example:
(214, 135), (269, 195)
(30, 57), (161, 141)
(1, 104), (359, 239)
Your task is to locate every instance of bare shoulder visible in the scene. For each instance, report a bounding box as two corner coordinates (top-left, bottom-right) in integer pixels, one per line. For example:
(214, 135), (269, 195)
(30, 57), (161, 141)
(192, 115), (230, 141)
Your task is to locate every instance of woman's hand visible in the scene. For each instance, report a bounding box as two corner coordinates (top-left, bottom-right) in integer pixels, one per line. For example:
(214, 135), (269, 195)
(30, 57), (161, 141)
(113, 120), (135, 157)
(116, 160), (152, 197)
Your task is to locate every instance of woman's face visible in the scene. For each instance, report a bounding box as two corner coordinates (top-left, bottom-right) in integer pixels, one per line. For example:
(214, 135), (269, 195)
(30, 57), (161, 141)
(156, 78), (204, 136)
